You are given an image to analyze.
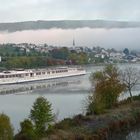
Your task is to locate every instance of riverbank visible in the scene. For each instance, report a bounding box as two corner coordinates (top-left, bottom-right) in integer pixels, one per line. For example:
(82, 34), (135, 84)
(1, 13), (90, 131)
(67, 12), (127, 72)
(44, 96), (140, 140)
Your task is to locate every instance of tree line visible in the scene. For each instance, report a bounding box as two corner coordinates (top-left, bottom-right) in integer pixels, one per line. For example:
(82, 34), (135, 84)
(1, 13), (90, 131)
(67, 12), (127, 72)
(0, 46), (89, 69)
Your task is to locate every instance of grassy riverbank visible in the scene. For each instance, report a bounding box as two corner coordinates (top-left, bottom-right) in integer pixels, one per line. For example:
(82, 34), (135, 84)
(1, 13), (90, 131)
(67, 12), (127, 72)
(43, 95), (140, 140)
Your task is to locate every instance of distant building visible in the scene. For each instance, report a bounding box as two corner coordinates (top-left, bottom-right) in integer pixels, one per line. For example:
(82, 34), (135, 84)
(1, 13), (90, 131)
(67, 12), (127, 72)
(109, 52), (124, 62)
(95, 53), (105, 59)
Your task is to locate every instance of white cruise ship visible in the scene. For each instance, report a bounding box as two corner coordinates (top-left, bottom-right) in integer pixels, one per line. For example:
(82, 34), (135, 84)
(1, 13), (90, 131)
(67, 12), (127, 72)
(0, 67), (86, 85)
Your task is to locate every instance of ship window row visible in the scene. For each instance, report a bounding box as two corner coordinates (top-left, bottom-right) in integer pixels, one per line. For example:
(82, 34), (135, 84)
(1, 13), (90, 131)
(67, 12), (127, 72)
(36, 69), (69, 74)
(56, 70), (68, 73)
(36, 72), (46, 75)
(36, 72), (41, 75)
(0, 73), (30, 78)
(77, 68), (83, 71)
(0, 69), (70, 78)
(46, 70), (68, 74)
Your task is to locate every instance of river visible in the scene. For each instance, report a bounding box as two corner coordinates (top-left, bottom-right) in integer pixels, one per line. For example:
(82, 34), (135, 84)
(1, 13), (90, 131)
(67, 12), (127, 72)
(0, 64), (140, 139)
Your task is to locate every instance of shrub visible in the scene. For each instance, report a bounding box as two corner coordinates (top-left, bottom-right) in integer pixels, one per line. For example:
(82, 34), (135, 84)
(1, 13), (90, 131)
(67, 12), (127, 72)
(0, 113), (13, 140)
(15, 119), (37, 140)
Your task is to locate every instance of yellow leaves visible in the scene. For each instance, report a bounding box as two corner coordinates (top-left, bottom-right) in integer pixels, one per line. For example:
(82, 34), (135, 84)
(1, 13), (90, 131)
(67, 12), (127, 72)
(88, 64), (125, 114)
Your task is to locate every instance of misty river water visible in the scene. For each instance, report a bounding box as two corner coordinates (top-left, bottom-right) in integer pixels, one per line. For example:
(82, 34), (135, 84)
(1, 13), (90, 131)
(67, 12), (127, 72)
(0, 64), (140, 139)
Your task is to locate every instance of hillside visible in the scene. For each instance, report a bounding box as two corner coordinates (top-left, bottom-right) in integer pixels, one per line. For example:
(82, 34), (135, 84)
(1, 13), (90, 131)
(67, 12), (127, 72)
(1, 20), (140, 32)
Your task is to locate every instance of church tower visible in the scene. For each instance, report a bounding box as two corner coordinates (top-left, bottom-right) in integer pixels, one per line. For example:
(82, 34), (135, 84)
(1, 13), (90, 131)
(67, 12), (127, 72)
(73, 38), (75, 47)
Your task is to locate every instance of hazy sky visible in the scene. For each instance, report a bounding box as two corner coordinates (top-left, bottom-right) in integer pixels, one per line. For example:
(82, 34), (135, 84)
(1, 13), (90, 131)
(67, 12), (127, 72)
(0, 0), (140, 22)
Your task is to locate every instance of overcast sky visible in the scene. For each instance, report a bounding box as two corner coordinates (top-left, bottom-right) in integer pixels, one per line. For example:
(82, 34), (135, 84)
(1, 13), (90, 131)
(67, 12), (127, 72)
(0, 0), (140, 22)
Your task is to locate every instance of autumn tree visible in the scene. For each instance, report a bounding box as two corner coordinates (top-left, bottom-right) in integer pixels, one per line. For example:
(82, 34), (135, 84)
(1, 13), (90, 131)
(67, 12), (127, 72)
(0, 113), (13, 140)
(88, 64), (125, 114)
(121, 66), (140, 101)
(30, 97), (54, 136)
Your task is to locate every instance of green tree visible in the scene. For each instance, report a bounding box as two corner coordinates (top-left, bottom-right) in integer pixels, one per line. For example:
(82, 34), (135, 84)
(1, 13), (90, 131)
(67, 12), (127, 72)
(15, 119), (36, 140)
(123, 48), (129, 55)
(51, 47), (70, 60)
(30, 97), (54, 136)
(78, 52), (88, 64)
(69, 52), (88, 65)
(0, 113), (13, 140)
(88, 64), (125, 114)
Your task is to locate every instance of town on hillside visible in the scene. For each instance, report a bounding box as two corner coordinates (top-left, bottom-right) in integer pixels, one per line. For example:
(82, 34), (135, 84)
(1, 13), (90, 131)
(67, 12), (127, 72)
(0, 43), (139, 68)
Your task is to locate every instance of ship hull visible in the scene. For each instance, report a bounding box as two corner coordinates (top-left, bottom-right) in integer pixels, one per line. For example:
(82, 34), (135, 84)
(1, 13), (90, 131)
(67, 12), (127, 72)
(0, 67), (86, 85)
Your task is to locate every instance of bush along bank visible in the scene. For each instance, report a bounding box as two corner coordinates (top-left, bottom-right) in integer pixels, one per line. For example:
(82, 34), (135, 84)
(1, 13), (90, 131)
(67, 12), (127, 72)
(45, 96), (140, 140)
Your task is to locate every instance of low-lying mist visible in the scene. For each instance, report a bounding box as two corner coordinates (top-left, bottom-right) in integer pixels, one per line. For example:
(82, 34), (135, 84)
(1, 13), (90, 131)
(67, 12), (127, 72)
(0, 27), (140, 50)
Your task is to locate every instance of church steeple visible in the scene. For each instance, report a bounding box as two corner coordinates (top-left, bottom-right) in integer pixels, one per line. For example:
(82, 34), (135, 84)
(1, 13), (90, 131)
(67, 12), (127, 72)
(73, 38), (75, 47)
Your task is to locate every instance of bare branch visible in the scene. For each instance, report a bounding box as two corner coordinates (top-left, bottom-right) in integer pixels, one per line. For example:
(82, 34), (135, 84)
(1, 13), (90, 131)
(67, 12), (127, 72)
(120, 66), (140, 100)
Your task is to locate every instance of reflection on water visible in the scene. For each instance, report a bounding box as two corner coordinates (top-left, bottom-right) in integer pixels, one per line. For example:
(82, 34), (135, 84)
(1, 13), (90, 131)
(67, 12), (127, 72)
(0, 77), (87, 95)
